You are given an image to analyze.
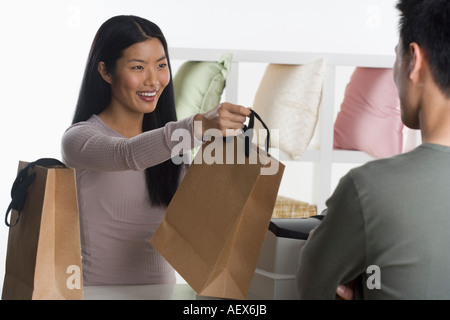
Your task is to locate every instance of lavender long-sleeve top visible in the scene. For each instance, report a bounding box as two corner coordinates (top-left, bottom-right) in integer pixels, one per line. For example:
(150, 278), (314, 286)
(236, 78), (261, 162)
(61, 114), (199, 285)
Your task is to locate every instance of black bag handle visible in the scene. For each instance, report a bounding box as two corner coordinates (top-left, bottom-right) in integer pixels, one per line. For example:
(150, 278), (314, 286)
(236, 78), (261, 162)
(5, 158), (66, 227)
(243, 110), (270, 158)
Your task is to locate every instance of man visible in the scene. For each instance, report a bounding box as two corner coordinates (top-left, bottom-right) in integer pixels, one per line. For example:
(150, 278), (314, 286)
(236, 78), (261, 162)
(296, 0), (450, 299)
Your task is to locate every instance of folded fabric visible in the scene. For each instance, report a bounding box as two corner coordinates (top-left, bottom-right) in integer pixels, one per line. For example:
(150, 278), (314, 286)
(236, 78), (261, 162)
(272, 196), (317, 219)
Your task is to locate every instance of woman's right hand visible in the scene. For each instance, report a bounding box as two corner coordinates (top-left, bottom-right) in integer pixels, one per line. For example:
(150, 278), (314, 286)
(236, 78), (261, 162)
(194, 103), (252, 139)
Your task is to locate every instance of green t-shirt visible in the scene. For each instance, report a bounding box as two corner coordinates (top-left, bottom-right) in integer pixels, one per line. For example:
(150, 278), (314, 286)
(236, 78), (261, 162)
(297, 143), (450, 299)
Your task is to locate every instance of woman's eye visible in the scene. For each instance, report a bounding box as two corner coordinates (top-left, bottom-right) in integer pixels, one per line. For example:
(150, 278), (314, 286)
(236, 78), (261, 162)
(158, 63), (167, 69)
(133, 66), (144, 70)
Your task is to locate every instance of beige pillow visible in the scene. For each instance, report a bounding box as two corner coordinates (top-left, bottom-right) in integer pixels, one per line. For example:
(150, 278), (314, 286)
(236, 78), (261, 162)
(252, 59), (325, 159)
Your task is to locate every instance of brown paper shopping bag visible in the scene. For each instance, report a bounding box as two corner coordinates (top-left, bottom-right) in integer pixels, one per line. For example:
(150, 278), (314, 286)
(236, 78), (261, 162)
(2, 159), (83, 300)
(151, 111), (285, 300)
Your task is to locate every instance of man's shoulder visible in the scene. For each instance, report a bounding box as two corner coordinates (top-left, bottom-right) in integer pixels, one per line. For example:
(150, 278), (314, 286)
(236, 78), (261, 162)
(349, 151), (410, 178)
(347, 143), (449, 191)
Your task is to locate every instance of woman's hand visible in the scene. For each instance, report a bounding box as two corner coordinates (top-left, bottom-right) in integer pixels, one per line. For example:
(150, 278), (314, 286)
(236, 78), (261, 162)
(194, 103), (252, 139)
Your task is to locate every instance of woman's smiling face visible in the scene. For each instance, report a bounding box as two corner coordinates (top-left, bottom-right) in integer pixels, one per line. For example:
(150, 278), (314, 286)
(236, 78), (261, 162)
(100, 37), (170, 116)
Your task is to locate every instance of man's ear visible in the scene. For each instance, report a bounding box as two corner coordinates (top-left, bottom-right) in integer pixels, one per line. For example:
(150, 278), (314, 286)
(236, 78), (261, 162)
(98, 61), (113, 84)
(408, 42), (423, 82)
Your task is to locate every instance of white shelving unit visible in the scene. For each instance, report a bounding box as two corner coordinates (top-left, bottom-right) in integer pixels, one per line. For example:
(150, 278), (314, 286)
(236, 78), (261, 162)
(170, 47), (396, 213)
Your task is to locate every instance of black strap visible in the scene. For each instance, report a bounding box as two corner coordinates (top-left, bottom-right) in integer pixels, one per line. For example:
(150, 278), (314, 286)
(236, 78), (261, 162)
(5, 158), (66, 227)
(243, 110), (270, 158)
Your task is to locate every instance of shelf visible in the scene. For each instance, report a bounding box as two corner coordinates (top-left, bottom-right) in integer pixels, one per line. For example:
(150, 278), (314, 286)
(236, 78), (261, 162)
(269, 148), (319, 162)
(332, 150), (375, 163)
(271, 148), (375, 164)
(170, 47), (392, 213)
(169, 47), (395, 68)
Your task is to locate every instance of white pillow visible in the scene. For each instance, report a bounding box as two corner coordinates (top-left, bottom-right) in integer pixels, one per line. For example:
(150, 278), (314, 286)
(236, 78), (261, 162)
(252, 59), (325, 160)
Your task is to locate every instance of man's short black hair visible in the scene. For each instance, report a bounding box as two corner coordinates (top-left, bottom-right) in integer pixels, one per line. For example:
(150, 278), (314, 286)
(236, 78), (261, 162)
(397, 0), (450, 97)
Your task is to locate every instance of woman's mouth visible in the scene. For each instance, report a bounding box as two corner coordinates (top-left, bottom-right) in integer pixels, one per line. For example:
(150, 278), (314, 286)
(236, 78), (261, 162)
(137, 91), (157, 102)
(137, 91), (156, 97)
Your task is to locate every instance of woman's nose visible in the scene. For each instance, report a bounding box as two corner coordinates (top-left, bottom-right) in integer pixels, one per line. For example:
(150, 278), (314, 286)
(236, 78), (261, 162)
(144, 68), (158, 87)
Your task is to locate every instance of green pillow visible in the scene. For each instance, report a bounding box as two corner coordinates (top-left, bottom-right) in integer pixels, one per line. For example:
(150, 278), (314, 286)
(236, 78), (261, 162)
(173, 53), (233, 120)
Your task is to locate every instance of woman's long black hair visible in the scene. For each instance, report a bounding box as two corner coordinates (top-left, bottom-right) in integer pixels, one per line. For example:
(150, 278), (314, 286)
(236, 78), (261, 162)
(72, 15), (182, 207)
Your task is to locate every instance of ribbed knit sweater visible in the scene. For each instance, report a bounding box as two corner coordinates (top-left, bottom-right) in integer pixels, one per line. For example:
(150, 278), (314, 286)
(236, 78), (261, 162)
(61, 114), (199, 285)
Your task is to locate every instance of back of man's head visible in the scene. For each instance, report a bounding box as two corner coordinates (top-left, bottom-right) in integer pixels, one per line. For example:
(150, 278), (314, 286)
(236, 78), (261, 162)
(397, 0), (450, 97)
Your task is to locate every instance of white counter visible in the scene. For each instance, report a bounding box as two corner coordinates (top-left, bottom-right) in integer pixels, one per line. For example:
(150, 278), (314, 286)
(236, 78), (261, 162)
(83, 283), (197, 300)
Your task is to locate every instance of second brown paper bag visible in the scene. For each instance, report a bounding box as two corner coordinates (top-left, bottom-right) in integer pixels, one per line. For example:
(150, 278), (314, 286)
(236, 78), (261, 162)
(2, 159), (83, 300)
(151, 112), (285, 300)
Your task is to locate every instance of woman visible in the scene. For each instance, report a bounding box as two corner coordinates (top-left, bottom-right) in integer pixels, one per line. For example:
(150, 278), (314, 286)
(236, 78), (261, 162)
(61, 15), (250, 286)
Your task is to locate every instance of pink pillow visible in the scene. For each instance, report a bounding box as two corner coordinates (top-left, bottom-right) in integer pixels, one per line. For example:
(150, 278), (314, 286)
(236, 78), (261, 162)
(333, 67), (403, 158)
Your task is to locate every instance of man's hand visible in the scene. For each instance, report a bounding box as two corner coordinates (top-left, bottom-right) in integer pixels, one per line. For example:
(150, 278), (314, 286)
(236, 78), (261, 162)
(336, 281), (355, 300)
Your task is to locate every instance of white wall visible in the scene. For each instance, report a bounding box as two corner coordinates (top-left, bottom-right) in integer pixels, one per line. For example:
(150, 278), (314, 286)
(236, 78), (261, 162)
(0, 0), (399, 291)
